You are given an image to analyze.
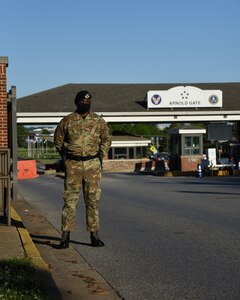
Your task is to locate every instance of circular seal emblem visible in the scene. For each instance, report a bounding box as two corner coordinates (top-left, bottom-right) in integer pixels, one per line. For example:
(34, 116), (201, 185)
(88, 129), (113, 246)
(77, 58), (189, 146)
(151, 94), (162, 105)
(209, 95), (218, 105)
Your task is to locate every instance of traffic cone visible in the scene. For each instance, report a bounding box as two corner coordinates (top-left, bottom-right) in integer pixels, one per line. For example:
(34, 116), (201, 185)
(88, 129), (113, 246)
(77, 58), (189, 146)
(198, 164), (202, 177)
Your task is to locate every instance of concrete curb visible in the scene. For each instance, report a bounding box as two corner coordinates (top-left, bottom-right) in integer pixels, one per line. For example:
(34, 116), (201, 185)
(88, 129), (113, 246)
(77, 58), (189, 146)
(11, 207), (49, 271)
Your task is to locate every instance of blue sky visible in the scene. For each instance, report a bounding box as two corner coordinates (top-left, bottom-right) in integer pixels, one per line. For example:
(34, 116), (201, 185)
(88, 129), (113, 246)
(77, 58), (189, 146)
(1, 0), (240, 98)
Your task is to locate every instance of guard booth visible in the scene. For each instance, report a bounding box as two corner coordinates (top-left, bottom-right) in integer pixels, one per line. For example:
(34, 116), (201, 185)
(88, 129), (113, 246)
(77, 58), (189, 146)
(168, 125), (206, 171)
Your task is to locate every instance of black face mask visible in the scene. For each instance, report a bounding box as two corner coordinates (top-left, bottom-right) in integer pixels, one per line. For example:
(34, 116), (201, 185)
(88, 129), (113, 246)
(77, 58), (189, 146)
(76, 103), (91, 114)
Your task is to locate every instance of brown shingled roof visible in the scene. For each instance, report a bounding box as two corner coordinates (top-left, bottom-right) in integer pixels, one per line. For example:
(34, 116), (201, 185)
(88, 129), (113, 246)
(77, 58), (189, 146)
(17, 82), (240, 113)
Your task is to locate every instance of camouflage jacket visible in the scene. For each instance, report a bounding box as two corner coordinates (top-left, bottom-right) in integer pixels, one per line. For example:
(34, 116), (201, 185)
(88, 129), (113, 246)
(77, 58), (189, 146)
(54, 111), (112, 158)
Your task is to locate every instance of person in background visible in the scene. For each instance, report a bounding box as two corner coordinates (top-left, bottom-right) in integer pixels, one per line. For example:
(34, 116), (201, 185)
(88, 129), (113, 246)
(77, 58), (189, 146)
(200, 154), (210, 171)
(54, 90), (112, 248)
(149, 144), (158, 160)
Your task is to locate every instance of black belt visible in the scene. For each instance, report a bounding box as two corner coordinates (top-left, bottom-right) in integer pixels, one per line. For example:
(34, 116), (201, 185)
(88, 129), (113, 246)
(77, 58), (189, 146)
(66, 153), (99, 161)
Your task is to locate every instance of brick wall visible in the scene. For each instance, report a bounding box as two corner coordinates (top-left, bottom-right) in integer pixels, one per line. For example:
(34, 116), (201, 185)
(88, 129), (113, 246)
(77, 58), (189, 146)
(103, 159), (149, 172)
(103, 157), (203, 172)
(181, 155), (202, 171)
(0, 57), (8, 148)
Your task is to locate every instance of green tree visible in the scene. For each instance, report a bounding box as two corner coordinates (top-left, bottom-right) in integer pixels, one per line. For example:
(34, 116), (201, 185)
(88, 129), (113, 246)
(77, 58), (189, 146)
(17, 125), (29, 147)
(109, 123), (163, 136)
(109, 123), (169, 152)
(42, 128), (51, 134)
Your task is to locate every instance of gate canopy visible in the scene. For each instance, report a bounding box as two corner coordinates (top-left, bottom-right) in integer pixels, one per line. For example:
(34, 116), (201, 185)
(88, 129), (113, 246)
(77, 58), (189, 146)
(16, 82), (240, 124)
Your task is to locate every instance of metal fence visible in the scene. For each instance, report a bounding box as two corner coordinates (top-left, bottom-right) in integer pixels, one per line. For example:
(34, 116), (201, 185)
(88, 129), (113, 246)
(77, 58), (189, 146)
(0, 149), (11, 225)
(17, 137), (59, 160)
(0, 86), (18, 226)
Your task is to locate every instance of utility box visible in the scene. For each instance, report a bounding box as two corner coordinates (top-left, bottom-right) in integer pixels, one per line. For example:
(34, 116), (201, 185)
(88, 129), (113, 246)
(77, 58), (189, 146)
(207, 148), (217, 166)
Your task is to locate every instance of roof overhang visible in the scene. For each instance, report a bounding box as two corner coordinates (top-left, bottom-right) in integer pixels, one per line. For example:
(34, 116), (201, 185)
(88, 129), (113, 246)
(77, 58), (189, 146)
(112, 141), (151, 147)
(111, 136), (151, 147)
(169, 128), (206, 135)
(34, 134), (151, 148)
(17, 111), (240, 124)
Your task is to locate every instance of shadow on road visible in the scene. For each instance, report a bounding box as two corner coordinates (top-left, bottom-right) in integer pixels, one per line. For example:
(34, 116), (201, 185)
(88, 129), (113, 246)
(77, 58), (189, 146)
(30, 233), (92, 248)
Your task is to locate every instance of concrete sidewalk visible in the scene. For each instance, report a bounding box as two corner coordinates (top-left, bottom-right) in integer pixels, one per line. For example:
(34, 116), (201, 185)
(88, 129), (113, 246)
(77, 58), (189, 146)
(0, 198), (122, 300)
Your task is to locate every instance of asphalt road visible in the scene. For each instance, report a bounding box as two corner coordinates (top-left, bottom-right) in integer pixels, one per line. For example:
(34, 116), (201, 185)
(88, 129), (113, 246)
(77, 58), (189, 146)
(17, 173), (240, 300)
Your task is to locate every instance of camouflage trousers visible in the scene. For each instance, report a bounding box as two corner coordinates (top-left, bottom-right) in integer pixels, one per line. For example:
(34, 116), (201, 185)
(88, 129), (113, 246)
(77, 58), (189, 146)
(62, 157), (102, 232)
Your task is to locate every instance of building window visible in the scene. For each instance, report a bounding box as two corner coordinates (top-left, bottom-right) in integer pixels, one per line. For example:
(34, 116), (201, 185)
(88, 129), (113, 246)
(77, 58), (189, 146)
(108, 146), (149, 159)
(129, 148), (134, 159)
(113, 147), (128, 159)
(183, 135), (201, 155)
(136, 147), (148, 158)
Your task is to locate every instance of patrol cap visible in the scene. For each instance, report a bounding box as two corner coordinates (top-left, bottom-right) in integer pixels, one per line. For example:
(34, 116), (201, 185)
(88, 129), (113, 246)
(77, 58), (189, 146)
(74, 90), (92, 105)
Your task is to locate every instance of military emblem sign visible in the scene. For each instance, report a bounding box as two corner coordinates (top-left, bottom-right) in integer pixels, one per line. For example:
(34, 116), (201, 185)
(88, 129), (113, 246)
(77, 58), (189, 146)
(147, 86), (222, 108)
(208, 95), (219, 105)
(151, 94), (162, 105)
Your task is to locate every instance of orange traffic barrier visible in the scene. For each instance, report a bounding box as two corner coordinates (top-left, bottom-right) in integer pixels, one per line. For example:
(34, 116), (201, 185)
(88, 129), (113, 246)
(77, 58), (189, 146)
(17, 160), (39, 180)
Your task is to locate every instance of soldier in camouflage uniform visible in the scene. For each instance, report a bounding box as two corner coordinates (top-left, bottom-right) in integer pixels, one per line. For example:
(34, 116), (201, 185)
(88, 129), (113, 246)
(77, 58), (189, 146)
(54, 90), (111, 248)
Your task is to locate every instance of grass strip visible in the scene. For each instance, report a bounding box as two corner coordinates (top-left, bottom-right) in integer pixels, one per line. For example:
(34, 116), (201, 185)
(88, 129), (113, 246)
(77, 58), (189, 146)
(0, 257), (47, 300)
